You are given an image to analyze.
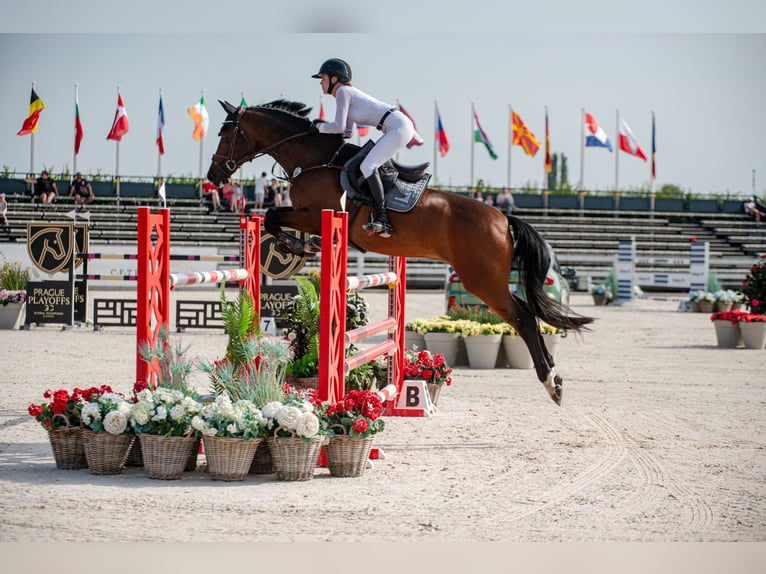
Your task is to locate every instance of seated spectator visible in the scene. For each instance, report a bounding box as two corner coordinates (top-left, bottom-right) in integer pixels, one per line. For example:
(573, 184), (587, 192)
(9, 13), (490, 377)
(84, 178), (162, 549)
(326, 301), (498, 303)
(221, 183), (235, 211)
(264, 178), (279, 208)
(495, 187), (515, 215)
(68, 172), (95, 206)
(744, 197), (762, 222)
(231, 180), (245, 213)
(202, 180), (222, 213)
(27, 170), (58, 204)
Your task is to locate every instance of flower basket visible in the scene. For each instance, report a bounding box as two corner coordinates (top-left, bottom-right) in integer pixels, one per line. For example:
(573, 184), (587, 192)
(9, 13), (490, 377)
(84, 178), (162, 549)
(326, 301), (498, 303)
(266, 430), (323, 481)
(712, 320), (742, 348)
(203, 435), (261, 481)
(740, 321), (766, 350)
(124, 439), (144, 467)
(324, 425), (374, 478)
(81, 429), (134, 475)
(138, 433), (198, 480)
(503, 335), (534, 369)
(426, 382), (442, 406)
(185, 436), (201, 471)
(423, 332), (460, 366)
(47, 415), (87, 470)
(463, 333), (502, 369)
(249, 440), (275, 474)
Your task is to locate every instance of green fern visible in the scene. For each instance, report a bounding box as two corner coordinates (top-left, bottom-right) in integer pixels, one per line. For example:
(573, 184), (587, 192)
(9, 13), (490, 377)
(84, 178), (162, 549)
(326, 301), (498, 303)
(218, 283), (259, 367)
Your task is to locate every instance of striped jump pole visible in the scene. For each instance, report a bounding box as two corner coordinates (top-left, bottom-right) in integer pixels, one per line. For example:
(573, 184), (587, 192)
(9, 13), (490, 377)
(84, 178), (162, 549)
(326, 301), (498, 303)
(169, 268), (249, 289)
(79, 253), (240, 263)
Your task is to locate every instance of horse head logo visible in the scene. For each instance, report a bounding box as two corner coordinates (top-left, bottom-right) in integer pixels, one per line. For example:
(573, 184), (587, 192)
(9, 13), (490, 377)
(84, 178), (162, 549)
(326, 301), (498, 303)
(27, 223), (74, 275)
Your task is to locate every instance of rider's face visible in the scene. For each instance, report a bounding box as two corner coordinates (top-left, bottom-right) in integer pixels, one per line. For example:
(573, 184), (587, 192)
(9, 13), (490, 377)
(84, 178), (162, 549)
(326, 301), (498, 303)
(319, 74), (330, 94)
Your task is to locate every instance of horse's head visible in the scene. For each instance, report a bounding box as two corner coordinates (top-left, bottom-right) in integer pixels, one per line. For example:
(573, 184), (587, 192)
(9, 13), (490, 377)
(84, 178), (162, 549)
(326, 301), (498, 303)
(208, 99), (315, 187)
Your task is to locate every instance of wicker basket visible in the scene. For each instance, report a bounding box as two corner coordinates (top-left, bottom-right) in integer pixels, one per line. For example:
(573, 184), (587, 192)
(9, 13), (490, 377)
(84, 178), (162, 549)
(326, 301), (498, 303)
(427, 383), (442, 406)
(81, 429), (134, 475)
(185, 436), (201, 471)
(324, 426), (374, 478)
(249, 440), (275, 474)
(266, 430), (323, 481)
(204, 435), (261, 481)
(47, 415), (87, 470)
(139, 433), (198, 480)
(124, 438), (144, 467)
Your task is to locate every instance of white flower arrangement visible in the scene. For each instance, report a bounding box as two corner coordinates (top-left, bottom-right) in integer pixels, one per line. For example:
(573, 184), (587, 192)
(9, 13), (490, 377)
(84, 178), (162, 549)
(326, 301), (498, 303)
(261, 390), (322, 441)
(81, 391), (133, 435)
(131, 387), (203, 437)
(193, 393), (266, 441)
(690, 290), (716, 303)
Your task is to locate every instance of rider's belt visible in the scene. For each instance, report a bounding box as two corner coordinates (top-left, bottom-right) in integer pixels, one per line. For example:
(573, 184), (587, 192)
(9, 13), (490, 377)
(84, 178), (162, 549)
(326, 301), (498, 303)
(377, 108), (396, 130)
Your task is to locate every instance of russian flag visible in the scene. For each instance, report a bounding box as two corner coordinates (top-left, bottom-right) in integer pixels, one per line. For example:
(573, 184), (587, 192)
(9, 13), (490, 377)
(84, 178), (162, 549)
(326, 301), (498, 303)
(584, 111), (612, 151)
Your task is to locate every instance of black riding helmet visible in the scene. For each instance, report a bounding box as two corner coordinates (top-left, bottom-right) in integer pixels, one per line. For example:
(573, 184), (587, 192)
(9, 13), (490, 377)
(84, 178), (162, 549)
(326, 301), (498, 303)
(311, 58), (352, 83)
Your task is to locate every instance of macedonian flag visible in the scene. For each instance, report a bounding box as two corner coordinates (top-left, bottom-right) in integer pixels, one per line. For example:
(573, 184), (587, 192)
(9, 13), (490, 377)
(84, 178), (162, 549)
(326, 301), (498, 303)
(511, 109), (540, 158)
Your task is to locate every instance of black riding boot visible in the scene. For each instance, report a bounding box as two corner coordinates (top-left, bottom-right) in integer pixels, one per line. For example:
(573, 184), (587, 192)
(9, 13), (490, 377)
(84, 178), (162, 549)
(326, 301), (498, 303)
(362, 170), (393, 238)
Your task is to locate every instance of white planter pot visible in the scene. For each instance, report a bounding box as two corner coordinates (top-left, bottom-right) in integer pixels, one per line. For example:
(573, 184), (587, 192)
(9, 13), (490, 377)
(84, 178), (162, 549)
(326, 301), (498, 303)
(423, 332), (460, 366)
(543, 333), (562, 357)
(740, 322), (766, 350)
(713, 320), (742, 348)
(502, 335), (534, 369)
(463, 334), (502, 369)
(0, 302), (24, 330)
(404, 330), (426, 351)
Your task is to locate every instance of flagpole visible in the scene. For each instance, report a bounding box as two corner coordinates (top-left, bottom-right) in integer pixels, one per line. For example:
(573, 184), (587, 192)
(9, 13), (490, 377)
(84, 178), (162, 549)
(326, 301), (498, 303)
(238, 90), (245, 183)
(507, 105), (512, 189)
(30, 81), (36, 177)
(579, 107), (585, 190)
(470, 103), (475, 193)
(433, 101), (438, 186)
(614, 109), (620, 192)
(198, 89), (205, 200)
(157, 88), (163, 181)
(543, 106), (547, 190)
(72, 84), (78, 178)
(650, 110), (656, 194)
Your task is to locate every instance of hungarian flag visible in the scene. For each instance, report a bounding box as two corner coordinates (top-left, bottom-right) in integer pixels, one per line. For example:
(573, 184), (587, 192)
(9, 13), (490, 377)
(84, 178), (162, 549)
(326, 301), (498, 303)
(74, 87), (83, 155)
(357, 124), (369, 137)
(473, 105), (497, 160)
(435, 102), (450, 157)
(511, 109), (540, 157)
(651, 112), (656, 179)
(618, 115), (647, 161)
(544, 108), (552, 174)
(107, 92), (129, 141)
(397, 101), (424, 148)
(156, 94), (165, 155)
(188, 95), (209, 140)
(17, 88), (45, 136)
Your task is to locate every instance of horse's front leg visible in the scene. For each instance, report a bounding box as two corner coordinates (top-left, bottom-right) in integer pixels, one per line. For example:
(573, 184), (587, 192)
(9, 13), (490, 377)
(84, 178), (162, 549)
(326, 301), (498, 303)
(264, 207), (322, 256)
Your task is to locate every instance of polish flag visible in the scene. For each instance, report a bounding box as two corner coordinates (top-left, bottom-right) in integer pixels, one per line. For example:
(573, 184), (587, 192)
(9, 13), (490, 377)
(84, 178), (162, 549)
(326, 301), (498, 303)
(618, 115), (647, 161)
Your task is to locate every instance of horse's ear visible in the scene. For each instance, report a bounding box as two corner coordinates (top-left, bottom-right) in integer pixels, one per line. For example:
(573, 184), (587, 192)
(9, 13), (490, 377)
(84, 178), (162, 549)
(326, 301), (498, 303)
(220, 100), (237, 115)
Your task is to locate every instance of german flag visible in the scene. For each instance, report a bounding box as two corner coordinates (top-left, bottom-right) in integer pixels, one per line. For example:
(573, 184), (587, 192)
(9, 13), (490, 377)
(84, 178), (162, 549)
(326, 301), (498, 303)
(17, 88), (45, 136)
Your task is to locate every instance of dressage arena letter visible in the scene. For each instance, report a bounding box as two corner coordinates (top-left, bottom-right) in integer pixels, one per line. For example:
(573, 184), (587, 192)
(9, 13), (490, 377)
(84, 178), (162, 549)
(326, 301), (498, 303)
(396, 380), (432, 411)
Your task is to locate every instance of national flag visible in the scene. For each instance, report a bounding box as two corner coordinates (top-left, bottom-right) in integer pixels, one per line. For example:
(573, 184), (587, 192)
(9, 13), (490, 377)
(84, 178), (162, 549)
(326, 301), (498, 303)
(74, 86), (83, 155)
(651, 113), (656, 179)
(435, 102), (450, 157)
(188, 95), (209, 140)
(106, 92), (129, 141)
(618, 115), (647, 161)
(319, 101), (325, 121)
(397, 101), (424, 148)
(511, 109), (540, 157)
(473, 105), (497, 160)
(584, 111), (612, 151)
(357, 124), (369, 137)
(17, 88), (45, 136)
(240, 94), (247, 107)
(544, 108), (552, 174)
(156, 94), (165, 155)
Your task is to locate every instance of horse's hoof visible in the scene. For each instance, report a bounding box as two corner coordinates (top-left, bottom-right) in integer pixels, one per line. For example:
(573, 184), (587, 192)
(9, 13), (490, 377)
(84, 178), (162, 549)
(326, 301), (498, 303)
(304, 236), (321, 255)
(541, 371), (563, 406)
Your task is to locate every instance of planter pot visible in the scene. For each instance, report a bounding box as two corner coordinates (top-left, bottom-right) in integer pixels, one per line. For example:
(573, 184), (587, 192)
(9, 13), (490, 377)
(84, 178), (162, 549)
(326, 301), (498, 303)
(463, 334), (502, 369)
(266, 433), (324, 481)
(423, 332), (460, 366)
(592, 294), (610, 306)
(740, 322), (766, 350)
(249, 440), (275, 474)
(713, 301), (733, 313)
(139, 433), (198, 480)
(47, 424), (87, 470)
(543, 333), (562, 357)
(324, 427), (374, 478)
(124, 438), (144, 467)
(713, 320), (742, 348)
(203, 436), (261, 481)
(185, 436), (201, 471)
(426, 382), (444, 406)
(503, 335), (534, 369)
(404, 329), (426, 351)
(81, 430), (134, 475)
(0, 302), (24, 329)
(696, 301), (714, 313)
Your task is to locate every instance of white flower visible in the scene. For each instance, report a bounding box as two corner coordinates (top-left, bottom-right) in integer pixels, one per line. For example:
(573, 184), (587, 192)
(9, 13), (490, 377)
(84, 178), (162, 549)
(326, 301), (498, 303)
(131, 404), (150, 426)
(170, 389), (184, 402)
(182, 396), (201, 414)
(169, 404), (185, 421)
(191, 416), (211, 435)
(262, 401), (282, 421)
(226, 423), (239, 435)
(295, 412), (319, 438)
(152, 405), (167, 422)
(103, 411), (128, 435)
(98, 392), (123, 404)
(81, 402), (101, 425)
(202, 426), (218, 437)
(117, 402), (133, 417)
(277, 406), (302, 431)
(136, 389), (153, 403)
(301, 400), (314, 414)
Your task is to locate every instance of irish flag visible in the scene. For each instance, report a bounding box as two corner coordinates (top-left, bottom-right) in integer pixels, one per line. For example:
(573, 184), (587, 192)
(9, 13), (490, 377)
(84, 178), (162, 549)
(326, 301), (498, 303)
(473, 105), (497, 160)
(17, 87), (45, 136)
(188, 95), (209, 140)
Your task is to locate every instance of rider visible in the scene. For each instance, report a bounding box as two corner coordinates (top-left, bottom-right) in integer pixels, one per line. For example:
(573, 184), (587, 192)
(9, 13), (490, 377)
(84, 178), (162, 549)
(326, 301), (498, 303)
(311, 58), (415, 238)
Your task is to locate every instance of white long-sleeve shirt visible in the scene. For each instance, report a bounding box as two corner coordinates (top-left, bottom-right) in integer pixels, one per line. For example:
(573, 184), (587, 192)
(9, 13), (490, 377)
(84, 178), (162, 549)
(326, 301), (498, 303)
(318, 85), (392, 136)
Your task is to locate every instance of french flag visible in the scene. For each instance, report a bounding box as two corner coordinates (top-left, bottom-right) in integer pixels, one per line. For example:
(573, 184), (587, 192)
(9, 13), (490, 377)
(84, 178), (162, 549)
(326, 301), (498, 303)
(584, 111), (612, 151)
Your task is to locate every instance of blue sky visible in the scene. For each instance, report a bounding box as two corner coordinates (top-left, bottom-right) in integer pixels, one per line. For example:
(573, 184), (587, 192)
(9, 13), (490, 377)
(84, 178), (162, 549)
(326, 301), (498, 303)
(1, 1), (764, 196)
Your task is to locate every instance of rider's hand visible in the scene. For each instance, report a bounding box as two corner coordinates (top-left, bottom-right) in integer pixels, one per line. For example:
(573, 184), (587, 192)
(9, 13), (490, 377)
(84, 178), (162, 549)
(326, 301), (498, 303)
(309, 119), (323, 133)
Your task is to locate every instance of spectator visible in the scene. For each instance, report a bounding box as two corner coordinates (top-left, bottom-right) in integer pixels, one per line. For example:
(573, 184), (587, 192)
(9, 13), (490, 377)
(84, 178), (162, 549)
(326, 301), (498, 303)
(254, 171), (267, 210)
(281, 182), (293, 207)
(231, 180), (245, 213)
(744, 196), (763, 222)
(27, 170), (58, 204)
(1, 193), (14, 241)
(472, 191), (484, 203)
(495, 187), (515, 215)
(221, 182), (235, 211)
(264, 179), (279, 208)
(202, 180), (222, 213)
(68, 172), (95, 207)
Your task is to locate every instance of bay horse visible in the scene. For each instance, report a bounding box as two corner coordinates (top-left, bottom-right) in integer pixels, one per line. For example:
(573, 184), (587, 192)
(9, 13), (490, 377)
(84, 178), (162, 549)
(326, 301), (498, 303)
(207, 99), (593, 405)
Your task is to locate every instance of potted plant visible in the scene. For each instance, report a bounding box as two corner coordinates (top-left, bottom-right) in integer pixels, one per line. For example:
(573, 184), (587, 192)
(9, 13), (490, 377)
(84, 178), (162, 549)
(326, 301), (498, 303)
(0, 262), (30, 329)
(739, 313), (766, 350)
(710, 309), (746, 348)
(540, 321), (566, 357)
(79, 387), (135, 475)
(261, 386), (325, 481)
(713, 289), (739, 313)
(283, 277), (321, 388)
(691, 290), (716, 313)
(28, 387), (89, 470)
(402, 348), (453, 406)
(192, 393), (268, 481)
(739, 254), (766, 315)
(319, 389), (386, 477)
(415, 316), (467, 366)
(449, 305), (505, 369)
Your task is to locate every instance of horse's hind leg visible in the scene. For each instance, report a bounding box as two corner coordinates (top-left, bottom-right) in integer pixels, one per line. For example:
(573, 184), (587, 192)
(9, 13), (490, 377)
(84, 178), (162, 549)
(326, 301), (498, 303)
(264, 207), (322, 256)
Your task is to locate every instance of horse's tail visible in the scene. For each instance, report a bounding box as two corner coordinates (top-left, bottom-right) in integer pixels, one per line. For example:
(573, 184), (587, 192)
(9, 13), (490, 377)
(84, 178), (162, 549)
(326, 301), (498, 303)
(508, 215), (594, 333)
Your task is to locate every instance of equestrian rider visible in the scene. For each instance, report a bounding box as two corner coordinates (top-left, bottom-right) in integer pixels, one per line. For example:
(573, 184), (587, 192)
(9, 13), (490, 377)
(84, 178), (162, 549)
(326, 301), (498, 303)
(311, 58), (415, 238)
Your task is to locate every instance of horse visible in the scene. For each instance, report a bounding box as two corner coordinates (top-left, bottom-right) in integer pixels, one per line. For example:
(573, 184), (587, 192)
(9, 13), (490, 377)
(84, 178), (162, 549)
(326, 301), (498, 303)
(207, 99), (593, 405)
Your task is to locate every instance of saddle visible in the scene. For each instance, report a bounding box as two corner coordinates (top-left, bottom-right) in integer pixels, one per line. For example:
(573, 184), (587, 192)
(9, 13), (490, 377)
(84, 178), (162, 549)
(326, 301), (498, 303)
(339, 141), (431, 213)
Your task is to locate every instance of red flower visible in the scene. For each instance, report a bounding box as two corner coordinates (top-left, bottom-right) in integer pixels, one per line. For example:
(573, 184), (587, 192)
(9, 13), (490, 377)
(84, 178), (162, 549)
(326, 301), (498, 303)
(352, 418), (368, 433)
(28, 404), (42, 417)
(753, 299), (760, 307)
(422, 369), (433, 381)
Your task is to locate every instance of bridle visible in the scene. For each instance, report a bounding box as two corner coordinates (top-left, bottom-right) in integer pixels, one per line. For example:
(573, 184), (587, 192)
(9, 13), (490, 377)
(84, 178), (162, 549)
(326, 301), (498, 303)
(211, 106), (347, 182)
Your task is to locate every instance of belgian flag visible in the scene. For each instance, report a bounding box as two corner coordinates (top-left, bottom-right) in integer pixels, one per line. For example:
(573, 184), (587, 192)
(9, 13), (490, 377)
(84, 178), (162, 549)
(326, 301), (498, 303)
(17, 88), (45, 136)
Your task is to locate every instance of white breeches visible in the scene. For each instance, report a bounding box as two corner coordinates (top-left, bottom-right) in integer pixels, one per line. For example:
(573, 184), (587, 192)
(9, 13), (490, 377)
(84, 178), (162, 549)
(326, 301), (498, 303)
(360, 111), (415, 179)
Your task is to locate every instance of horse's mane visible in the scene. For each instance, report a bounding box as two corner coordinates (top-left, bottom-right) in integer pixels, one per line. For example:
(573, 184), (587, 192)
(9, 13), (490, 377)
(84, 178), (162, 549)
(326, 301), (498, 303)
(253, 99), (312, 125)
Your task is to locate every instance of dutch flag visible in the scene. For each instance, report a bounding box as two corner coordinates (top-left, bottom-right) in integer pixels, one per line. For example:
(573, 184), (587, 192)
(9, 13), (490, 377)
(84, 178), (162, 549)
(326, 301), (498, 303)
(584, 112), (613, 151)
